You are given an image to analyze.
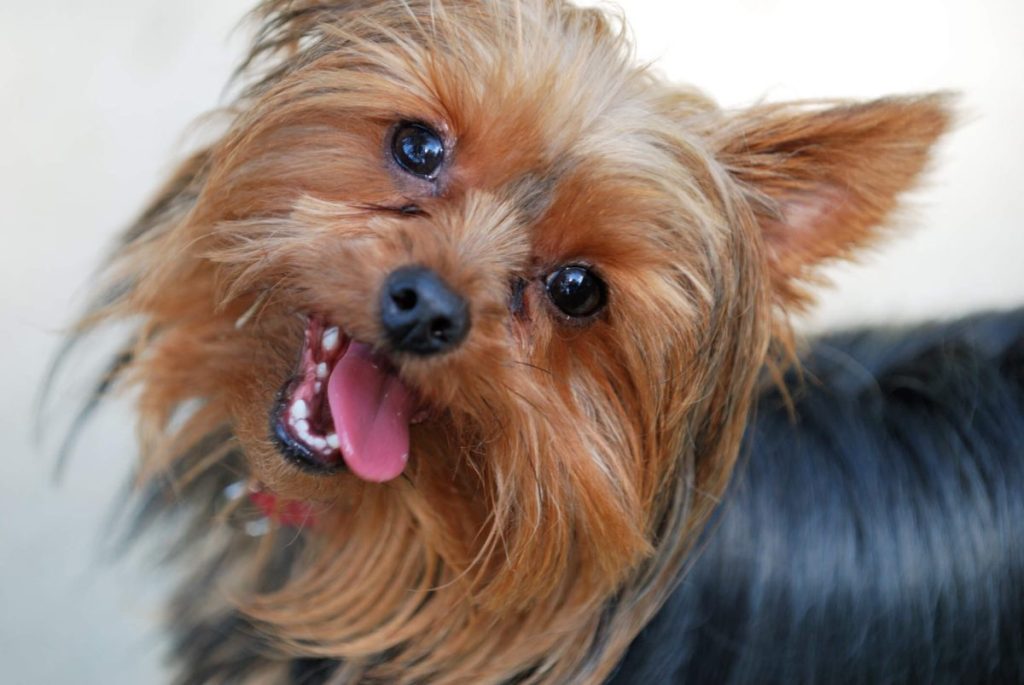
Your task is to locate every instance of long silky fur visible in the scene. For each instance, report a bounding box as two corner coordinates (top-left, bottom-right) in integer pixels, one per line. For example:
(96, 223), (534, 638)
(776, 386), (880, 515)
(64, 1), (952, 683)
(612, 308), (1024, 683)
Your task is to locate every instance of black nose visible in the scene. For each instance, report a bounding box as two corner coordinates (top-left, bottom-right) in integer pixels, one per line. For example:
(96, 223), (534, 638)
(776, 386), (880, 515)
(380, 266), (470, 356)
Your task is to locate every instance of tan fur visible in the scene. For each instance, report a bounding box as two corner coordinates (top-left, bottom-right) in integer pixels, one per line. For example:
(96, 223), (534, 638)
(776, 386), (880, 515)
(77, 1), (952, 682)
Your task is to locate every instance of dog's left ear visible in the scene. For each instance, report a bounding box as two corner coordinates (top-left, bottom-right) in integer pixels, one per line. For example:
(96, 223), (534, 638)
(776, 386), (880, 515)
(714, 94), (955, 307)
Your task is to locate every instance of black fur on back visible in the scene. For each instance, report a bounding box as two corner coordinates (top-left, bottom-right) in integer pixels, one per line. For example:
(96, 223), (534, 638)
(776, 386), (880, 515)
(612, 308), (1024, 684)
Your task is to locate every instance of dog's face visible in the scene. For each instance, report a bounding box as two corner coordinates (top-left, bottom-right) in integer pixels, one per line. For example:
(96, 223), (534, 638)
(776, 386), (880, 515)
(90, 0), (951, 680)
(137, 0), (762, 596)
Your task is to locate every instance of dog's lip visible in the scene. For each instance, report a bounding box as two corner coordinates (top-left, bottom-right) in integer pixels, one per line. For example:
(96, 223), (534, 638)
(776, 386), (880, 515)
(271, 407), (346, 474)
(270, 315), (429, 477)
(270, 316), (348, 472)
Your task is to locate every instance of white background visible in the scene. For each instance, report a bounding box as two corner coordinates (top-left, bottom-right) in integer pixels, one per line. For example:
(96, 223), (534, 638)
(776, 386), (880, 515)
(1, 1), (1022, 682)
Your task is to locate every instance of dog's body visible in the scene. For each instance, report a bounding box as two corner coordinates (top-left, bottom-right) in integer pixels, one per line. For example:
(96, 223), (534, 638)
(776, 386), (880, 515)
(615, 309), (1024, 684)
(60, 0), (1022, 682)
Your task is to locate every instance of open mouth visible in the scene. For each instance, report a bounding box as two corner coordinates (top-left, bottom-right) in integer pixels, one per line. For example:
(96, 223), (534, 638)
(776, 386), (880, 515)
(272, 315), (422, 482)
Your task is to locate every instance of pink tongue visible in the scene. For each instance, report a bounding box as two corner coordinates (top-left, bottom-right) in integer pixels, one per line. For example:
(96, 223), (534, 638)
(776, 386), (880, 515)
(326, 342), (416, 482)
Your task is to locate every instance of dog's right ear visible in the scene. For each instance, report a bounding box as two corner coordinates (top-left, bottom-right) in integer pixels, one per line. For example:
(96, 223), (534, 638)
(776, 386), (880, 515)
(712, 94), (955, 309)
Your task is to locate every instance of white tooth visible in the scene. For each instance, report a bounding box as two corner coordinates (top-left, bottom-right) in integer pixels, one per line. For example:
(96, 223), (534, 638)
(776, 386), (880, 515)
(326, 433), (339, 449)
(316, 362), (329, 379)
(310, 437), (327, 450)
(291, 399), (309, 420)
(315, 382), (322, 393)
(296, 419), (310, 434)
(322, 327), (339, 351)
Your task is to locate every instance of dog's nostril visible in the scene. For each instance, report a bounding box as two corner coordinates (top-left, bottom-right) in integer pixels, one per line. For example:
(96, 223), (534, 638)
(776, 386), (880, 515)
(430, 317), (452, 340)
(380, 266), (470, 356)
(392, 288), (418, 311)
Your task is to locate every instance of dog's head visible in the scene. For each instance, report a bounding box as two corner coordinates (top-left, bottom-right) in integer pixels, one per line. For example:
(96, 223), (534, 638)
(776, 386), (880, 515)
(81, 0), (951, 680)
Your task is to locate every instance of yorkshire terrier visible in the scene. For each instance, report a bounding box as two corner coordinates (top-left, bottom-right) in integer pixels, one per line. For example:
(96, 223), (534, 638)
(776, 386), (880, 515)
(63, 0), (1024, 682)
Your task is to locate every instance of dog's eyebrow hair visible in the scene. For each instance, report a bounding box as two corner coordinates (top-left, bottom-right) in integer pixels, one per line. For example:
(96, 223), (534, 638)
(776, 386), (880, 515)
(513, 150), (587, 223)
(511, 173), (558, 223)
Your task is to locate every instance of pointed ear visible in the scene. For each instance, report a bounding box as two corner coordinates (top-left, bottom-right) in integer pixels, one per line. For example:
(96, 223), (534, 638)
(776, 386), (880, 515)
(714, 94), (955, 308)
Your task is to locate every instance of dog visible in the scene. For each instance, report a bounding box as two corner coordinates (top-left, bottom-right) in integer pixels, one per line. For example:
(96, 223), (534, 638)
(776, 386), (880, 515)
(62, 0), (1023, 682)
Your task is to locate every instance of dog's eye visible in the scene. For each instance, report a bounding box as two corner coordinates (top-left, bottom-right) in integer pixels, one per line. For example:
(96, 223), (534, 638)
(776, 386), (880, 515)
(391, 123), (445, 179)
(545, 266), (607, 319)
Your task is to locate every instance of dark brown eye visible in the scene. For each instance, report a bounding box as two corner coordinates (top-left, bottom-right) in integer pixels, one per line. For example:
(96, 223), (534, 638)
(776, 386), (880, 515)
(391, 123), (444, 178)
(545, 266), (607, 319)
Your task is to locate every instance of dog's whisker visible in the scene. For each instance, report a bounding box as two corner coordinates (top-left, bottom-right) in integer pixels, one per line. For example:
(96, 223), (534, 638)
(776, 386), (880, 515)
(235, 290), (271, 329)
